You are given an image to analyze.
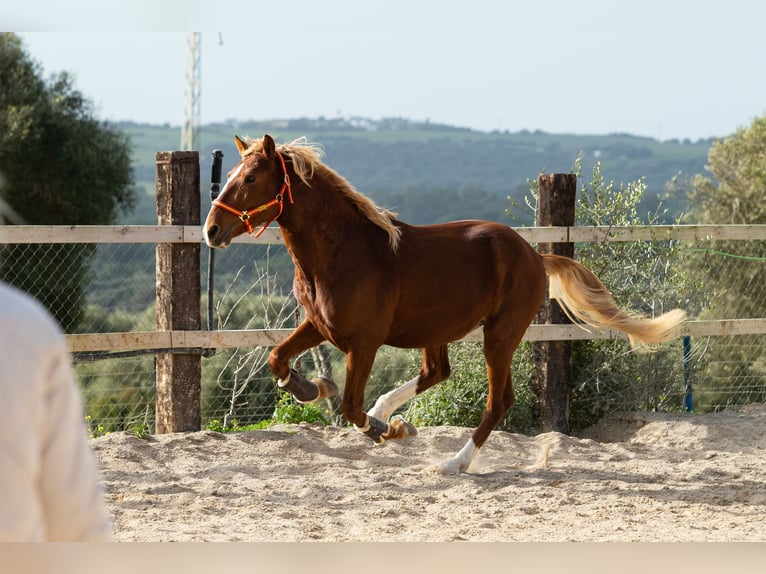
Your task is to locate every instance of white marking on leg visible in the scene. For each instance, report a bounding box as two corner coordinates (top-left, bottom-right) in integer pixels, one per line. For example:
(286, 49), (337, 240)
(438, 438), (479, 474)
(368, 375), (419, 421)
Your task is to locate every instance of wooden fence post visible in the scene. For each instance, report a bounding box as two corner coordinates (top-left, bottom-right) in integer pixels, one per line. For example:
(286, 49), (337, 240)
(532, 173), (576, 434)
(155, 151), (201, 433)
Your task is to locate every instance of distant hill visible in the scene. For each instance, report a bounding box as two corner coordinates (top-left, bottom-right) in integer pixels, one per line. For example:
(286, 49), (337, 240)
(118, 117), (713, 226)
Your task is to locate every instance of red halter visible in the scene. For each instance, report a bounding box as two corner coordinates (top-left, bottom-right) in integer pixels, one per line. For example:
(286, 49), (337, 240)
(211, 151), (293, 238)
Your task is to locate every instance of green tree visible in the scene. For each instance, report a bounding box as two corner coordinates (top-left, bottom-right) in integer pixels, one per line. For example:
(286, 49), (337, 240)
(0, 33), (135, 330)
(686, 115), (766, 226)
(676, 116), (766, 408)
(680, 115), (766, 318)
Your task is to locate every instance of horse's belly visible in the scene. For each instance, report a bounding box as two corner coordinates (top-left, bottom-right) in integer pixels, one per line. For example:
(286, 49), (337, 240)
(384, 315), (482, 348)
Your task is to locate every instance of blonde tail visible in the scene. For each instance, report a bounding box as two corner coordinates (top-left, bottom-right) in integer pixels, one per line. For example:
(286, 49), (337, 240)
(540, 254), (686, 346)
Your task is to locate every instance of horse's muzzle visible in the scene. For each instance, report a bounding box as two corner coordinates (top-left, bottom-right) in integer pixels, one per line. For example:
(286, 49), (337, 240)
(203, 224), (229, 248)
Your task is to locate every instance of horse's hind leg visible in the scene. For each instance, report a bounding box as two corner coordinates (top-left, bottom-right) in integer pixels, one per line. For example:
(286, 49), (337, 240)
(368, 345), (450, 440)
(438, 331), (519, 474)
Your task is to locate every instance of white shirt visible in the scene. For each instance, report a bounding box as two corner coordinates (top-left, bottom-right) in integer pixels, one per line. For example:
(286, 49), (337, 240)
(0, 282), (113, 541)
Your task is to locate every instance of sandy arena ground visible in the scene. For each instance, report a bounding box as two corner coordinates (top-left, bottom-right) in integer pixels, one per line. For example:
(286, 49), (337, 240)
(92, 403), (766, 542)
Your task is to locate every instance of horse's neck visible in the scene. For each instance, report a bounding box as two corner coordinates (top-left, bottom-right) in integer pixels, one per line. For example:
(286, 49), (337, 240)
(279, 176), (367, 278)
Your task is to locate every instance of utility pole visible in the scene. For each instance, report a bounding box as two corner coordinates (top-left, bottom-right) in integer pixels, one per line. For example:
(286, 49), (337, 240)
(180, 32), (201, 151)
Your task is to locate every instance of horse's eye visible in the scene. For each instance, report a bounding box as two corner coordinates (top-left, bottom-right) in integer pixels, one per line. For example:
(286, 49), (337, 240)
(244, 175), (255, 184)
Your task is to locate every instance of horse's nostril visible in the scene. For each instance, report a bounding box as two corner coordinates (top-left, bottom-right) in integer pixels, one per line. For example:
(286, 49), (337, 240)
(206, 225), (218, 242)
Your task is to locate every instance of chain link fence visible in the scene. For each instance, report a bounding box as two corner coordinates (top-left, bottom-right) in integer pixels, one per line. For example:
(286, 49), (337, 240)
(1, 232), (764, 435)
(680, 238), (766, 411)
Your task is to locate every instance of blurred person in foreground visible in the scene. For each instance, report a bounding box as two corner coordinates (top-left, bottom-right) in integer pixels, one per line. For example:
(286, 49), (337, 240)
(0, 280), (113, 541)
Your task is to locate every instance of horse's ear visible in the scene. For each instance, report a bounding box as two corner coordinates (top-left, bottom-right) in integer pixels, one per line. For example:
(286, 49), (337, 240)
(234, 135), (248, 155)
(261, 134), (276, 159)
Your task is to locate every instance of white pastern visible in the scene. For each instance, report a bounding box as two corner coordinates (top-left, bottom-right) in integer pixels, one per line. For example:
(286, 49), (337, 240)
(438, 438), (479, 474)
(368, 375), (419, 421)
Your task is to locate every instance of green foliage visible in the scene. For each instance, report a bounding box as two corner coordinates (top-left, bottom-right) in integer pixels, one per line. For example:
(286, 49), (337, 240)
(126, 420), (151, 440)
(372, 186), (511, 225)
(0, 33), (135, 332)
(85, 415), (108, 439)
(271, 391), (331, 425)
(1, 243), (96, 330)
(573, 156), (693, 316)
(205, 391), (331, 432)
(403, 342), (541, 435)
(205, 418), (271, 432)
(674, 115), (766, 410)
(685, 115), (766, 226)
(678, 115), (766, 319)
(0, 34), (135, 223)
(77, 355), (155, 434)
(82, 244), (156, 317)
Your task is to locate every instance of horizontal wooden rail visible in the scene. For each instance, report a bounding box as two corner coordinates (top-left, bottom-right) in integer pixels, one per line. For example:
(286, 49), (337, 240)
(0, 225), (284, 244)
(65, 319), (766, 354)
(5, 223), (763, 355)
(3, 224), (766, 244)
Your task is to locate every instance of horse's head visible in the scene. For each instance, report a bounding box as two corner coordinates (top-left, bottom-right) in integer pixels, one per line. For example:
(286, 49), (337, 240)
(203, 134), (292, 248)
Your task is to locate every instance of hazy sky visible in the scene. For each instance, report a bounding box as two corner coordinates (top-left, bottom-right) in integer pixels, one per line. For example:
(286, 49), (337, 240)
(10, 0), (766, 141)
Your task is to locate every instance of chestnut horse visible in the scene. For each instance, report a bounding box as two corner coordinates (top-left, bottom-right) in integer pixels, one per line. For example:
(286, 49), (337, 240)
(204, 134), (685, 474)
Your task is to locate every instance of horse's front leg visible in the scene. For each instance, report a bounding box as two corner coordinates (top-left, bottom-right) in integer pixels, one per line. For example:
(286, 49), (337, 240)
(269, 320), (338, 403)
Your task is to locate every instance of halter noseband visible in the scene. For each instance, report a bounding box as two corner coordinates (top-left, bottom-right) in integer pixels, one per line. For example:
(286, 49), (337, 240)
(211, 151), (293, 238)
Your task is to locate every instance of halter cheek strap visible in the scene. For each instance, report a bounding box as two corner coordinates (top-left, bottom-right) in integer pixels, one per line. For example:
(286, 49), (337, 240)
(212, 151), (293, 238)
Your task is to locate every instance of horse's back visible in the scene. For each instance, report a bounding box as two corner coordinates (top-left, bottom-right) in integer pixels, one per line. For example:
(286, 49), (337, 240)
(397, 219), (541, 275)
(385, 220), (546, 347)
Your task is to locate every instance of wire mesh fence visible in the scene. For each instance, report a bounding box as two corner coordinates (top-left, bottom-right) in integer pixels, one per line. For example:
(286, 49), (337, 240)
(679, 238), (766, 412)
(1, 231), (764, 435)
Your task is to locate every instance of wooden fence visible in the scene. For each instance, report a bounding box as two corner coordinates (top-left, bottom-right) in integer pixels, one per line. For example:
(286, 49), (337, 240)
(2, 150), (765, 434)
(3, 223), (766, 354)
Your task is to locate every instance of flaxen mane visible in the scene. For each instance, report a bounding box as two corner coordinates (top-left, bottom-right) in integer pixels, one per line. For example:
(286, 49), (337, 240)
(243, 137), (402, 251)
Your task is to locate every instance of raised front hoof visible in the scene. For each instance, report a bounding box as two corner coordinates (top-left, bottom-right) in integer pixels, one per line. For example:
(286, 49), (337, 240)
(311, 376), (339, 401)
(279, 369), (335, 403)
(386, 416), (418, 441)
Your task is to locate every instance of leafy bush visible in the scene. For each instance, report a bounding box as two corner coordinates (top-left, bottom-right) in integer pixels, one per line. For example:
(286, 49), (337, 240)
(403, 342), (541, 435)
(205, 390), (331, 432)
(270, 391), (332, 425)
